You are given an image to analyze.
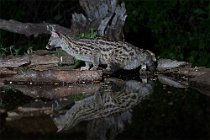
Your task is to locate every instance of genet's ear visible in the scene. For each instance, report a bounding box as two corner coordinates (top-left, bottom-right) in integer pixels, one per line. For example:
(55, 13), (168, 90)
(51, 31), (60, 37)
(47, 25), (59, 37)
(146, 50), (156, 62)
(47, 25), (56, 33)
(46, 25), (50, 32)
(51, 31), (59, 37)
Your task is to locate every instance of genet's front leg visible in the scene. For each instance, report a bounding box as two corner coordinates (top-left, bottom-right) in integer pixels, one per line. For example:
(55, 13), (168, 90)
(103, 63), (119, 74)
(139, 64), (147, 74)
(90, 64), (98, 70)
(80, 62), (91, 70)
(90, 53), (100, 70)
(106, 63), (112, 71)
(105, 57), (114, 71)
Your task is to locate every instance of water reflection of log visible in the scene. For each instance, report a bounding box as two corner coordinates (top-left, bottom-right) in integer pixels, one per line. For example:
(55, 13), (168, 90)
(53, 79), (154, 136)
(9, 83), (101, 99)
(4, 83), (101, 121)
(158, 74), (188, 88)
(157, 59), (210, 96)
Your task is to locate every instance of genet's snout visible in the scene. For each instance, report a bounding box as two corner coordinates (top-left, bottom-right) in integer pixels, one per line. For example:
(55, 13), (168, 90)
(46, 44), (51, 49)
(46, 44), (56, 50)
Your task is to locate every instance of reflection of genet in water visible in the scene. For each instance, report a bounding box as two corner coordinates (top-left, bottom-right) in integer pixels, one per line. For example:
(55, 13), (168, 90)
(53, 79), (154, 138)
(86, 110), (132, 140)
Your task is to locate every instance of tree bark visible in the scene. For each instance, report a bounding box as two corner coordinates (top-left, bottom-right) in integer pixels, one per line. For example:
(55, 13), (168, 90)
(71, 0), (127, 41)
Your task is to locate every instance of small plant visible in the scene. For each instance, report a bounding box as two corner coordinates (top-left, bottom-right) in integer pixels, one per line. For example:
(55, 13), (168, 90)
(0, 44), (7, 57)
(73, 29), (97, 67)
(68, 93), (87, 101)
(0, 99), (6, 109)
(79, 29), (97, 39)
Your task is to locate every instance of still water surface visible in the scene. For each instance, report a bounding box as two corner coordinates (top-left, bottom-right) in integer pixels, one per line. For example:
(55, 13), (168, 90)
(0, 76), (209, 140)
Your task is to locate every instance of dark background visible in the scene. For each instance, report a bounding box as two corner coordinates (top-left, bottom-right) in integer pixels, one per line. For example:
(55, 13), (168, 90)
(0, 0), (209, 67)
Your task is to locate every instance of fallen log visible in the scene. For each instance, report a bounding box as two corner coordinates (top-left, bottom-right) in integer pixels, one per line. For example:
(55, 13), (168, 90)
(2, 69), (103, 84)
(0, 51), (102, 84)
(0, 67), (17, 77)
(0, 53), (61, 69)
(29, 54), (60, 66)
(0, 55), (30, 68)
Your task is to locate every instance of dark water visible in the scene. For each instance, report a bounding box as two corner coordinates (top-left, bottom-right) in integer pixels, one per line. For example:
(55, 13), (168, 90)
(0, 76), (209, 140)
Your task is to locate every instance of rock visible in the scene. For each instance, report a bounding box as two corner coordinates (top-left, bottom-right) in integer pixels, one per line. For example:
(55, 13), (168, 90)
(190, 72), (210, 96)
(157, 59), (191, 71)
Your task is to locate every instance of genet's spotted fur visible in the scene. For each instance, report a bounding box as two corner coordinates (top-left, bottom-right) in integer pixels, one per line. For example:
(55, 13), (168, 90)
(46, 26), (156, 73)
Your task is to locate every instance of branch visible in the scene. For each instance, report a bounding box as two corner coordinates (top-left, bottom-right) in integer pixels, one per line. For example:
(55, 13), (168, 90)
(0, 19), (72, 37)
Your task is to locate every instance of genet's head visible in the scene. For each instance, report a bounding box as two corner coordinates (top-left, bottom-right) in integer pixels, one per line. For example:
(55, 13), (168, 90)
(146, 50), (156, 62)
(46, 25), (62, 50)
(145, 50), (157, 71)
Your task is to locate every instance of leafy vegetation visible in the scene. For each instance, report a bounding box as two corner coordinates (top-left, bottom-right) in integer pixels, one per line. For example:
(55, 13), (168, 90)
(123, 0), (210, 67)
(78, 29), (97, 39)
(68, 93), (87, 101)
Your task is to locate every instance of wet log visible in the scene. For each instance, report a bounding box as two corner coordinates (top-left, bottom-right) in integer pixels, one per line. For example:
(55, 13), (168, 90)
(0, 51), (102, 84)
(3, 69), (103, 84)
(0, 68), (17, 77)
(29, 54), (60, 66)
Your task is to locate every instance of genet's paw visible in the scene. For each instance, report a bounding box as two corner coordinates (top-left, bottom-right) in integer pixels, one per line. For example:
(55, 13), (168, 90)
(80, 66), (90, 71)
(139, 69), (151, 75)
(90, 67), (98, 70)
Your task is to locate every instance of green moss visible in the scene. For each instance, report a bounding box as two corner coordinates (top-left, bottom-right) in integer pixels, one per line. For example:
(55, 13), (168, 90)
(68, 93), (87, 101)
(78, 29), (97, 39)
